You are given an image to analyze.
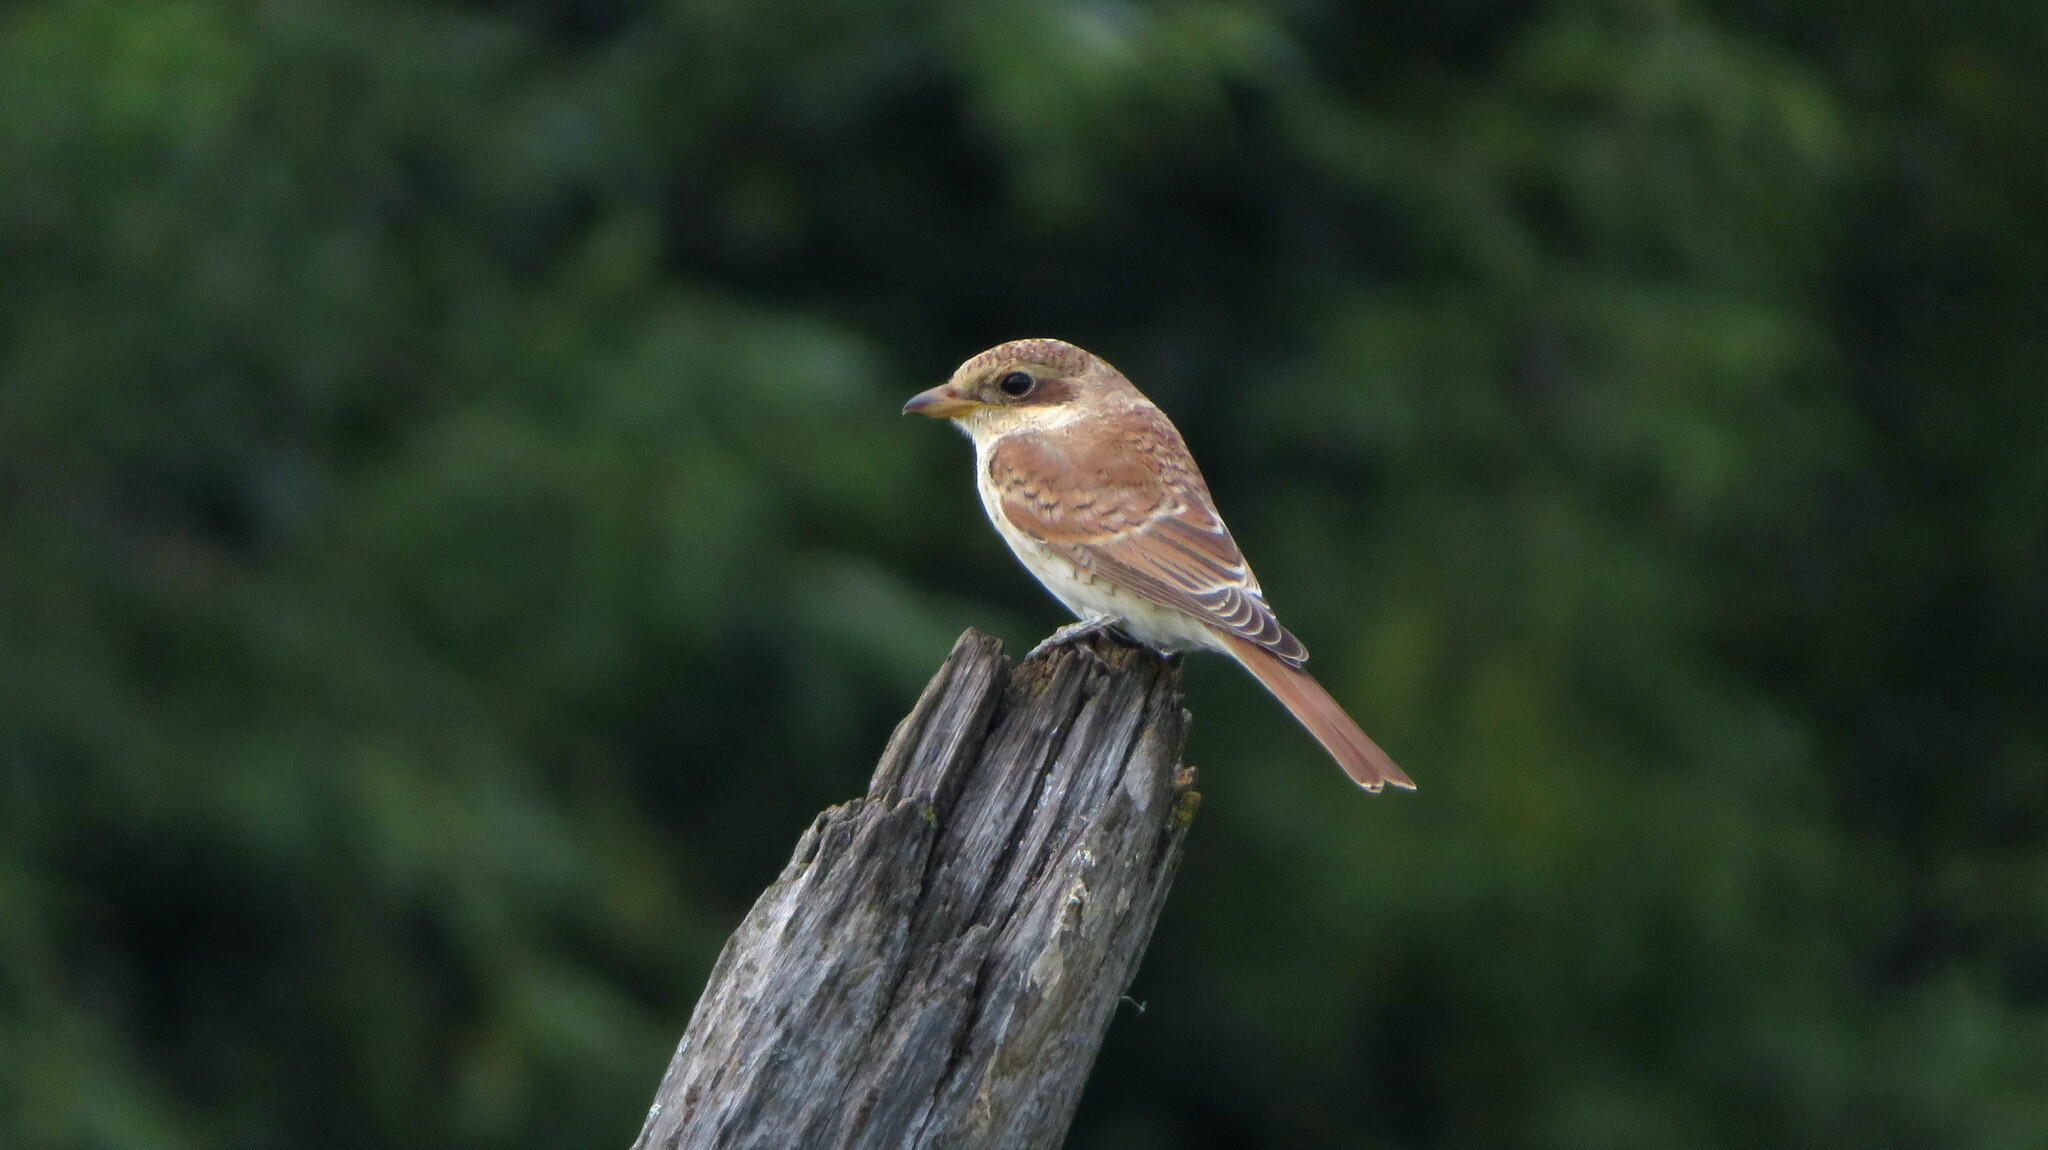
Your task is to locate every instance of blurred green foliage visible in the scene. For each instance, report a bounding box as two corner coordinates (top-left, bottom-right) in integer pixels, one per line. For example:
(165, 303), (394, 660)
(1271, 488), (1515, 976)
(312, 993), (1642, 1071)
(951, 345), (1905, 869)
(3, 0), (2045, 1147)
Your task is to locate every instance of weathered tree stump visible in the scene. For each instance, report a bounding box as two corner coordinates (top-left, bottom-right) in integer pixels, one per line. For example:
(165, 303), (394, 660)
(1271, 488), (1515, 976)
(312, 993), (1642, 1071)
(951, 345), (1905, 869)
(632, 628), (1199, 1150)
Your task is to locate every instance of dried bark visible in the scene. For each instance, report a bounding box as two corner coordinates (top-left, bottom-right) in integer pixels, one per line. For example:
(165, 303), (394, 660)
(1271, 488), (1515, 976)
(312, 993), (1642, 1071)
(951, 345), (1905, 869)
(632, 628), (1198, 1150)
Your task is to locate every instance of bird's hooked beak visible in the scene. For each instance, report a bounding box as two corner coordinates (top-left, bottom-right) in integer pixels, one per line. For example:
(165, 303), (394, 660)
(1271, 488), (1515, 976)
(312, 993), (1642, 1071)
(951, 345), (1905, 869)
(902, 383), (980, 419)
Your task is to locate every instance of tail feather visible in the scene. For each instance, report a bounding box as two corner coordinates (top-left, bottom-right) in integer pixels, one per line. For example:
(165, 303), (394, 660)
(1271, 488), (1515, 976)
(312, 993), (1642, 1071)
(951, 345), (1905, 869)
(1221, 634), (1415, 792)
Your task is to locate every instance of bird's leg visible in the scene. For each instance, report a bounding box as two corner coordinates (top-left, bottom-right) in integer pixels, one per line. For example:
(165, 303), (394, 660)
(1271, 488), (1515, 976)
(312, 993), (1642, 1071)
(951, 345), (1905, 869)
(1025, 615), (1127, 661)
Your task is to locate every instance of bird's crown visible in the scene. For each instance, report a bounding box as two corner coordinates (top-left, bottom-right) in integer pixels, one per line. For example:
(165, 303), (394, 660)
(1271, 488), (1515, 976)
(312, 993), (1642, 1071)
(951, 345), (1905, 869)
(957, 338), (1099, 381)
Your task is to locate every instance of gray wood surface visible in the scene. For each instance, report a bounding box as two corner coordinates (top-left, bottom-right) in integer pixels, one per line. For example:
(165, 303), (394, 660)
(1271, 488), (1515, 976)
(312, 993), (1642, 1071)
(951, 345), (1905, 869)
(632, 628), (1199, 1150)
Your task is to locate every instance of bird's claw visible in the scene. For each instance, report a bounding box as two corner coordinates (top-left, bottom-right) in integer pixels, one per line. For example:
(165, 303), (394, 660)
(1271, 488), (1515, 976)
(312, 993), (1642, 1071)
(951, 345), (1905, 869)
(1024, 617), (1126, 661)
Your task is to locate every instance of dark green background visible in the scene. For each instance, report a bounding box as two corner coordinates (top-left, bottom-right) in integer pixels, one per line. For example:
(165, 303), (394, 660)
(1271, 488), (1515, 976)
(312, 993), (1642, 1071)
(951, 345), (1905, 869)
(3, 0), (2044, 1147)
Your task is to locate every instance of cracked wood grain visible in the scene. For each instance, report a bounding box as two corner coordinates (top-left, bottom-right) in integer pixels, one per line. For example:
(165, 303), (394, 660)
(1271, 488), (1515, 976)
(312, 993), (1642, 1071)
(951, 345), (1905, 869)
(631, 628), (1199, 1150)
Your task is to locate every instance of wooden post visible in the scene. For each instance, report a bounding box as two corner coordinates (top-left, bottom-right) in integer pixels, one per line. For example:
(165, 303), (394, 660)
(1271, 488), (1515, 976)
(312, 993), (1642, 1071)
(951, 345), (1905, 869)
(632, 629), (1199, 1150)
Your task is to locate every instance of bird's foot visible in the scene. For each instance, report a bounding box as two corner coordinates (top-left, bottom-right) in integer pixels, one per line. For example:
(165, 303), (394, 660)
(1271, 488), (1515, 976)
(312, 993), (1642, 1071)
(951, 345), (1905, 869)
(1025, 616), (1127, 661)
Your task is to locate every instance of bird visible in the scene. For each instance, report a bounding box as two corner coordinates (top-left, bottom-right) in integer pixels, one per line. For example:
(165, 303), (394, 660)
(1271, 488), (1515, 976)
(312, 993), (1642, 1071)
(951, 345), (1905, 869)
(903, 338), (1413, 792)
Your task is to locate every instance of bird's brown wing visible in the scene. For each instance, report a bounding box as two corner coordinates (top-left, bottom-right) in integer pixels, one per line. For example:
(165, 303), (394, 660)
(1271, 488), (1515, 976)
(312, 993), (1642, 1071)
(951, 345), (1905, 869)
(987, 413), (1308, 666)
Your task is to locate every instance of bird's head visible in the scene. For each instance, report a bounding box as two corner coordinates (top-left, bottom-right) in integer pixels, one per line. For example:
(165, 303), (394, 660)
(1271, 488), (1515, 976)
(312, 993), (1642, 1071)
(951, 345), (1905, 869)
(903, 338), (1132, 439)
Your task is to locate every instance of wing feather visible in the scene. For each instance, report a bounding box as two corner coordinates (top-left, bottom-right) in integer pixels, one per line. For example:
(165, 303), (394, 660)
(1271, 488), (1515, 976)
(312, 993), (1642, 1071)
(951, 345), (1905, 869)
(988, 415), (1308, 666)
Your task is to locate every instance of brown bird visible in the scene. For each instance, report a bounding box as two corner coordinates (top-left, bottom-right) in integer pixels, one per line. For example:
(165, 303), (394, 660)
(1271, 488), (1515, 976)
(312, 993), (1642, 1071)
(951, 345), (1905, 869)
(904, 338), (1413, 792)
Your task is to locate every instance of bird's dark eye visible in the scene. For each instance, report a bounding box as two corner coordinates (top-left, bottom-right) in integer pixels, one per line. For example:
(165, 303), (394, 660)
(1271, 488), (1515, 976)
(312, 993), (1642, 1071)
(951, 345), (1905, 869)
(997, 370), (1034, 397)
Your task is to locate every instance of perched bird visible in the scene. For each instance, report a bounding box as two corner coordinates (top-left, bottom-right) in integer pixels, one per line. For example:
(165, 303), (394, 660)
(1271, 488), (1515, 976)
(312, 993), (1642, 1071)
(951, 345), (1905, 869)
(904, 338), (1413, 792)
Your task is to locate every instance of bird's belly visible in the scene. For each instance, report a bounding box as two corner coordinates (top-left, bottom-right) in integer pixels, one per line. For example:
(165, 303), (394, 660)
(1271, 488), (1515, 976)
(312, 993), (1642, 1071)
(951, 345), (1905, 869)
(974, 439), (1227, 655)
(993, 524), (1225, 656)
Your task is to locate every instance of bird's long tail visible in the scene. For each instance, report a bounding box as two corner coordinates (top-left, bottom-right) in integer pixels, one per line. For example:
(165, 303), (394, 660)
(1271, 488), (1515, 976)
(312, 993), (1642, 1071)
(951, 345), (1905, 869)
(1220, 633), (1415, 792)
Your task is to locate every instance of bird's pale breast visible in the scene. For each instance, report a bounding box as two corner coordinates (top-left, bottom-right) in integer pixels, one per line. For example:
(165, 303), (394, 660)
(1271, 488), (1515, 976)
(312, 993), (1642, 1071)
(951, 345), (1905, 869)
(973, 433), (1230, 654)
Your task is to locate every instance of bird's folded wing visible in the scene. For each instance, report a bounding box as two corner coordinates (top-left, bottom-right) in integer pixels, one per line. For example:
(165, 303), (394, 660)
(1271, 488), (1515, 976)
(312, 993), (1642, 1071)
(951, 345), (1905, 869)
(989, 428), (1308, 666)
